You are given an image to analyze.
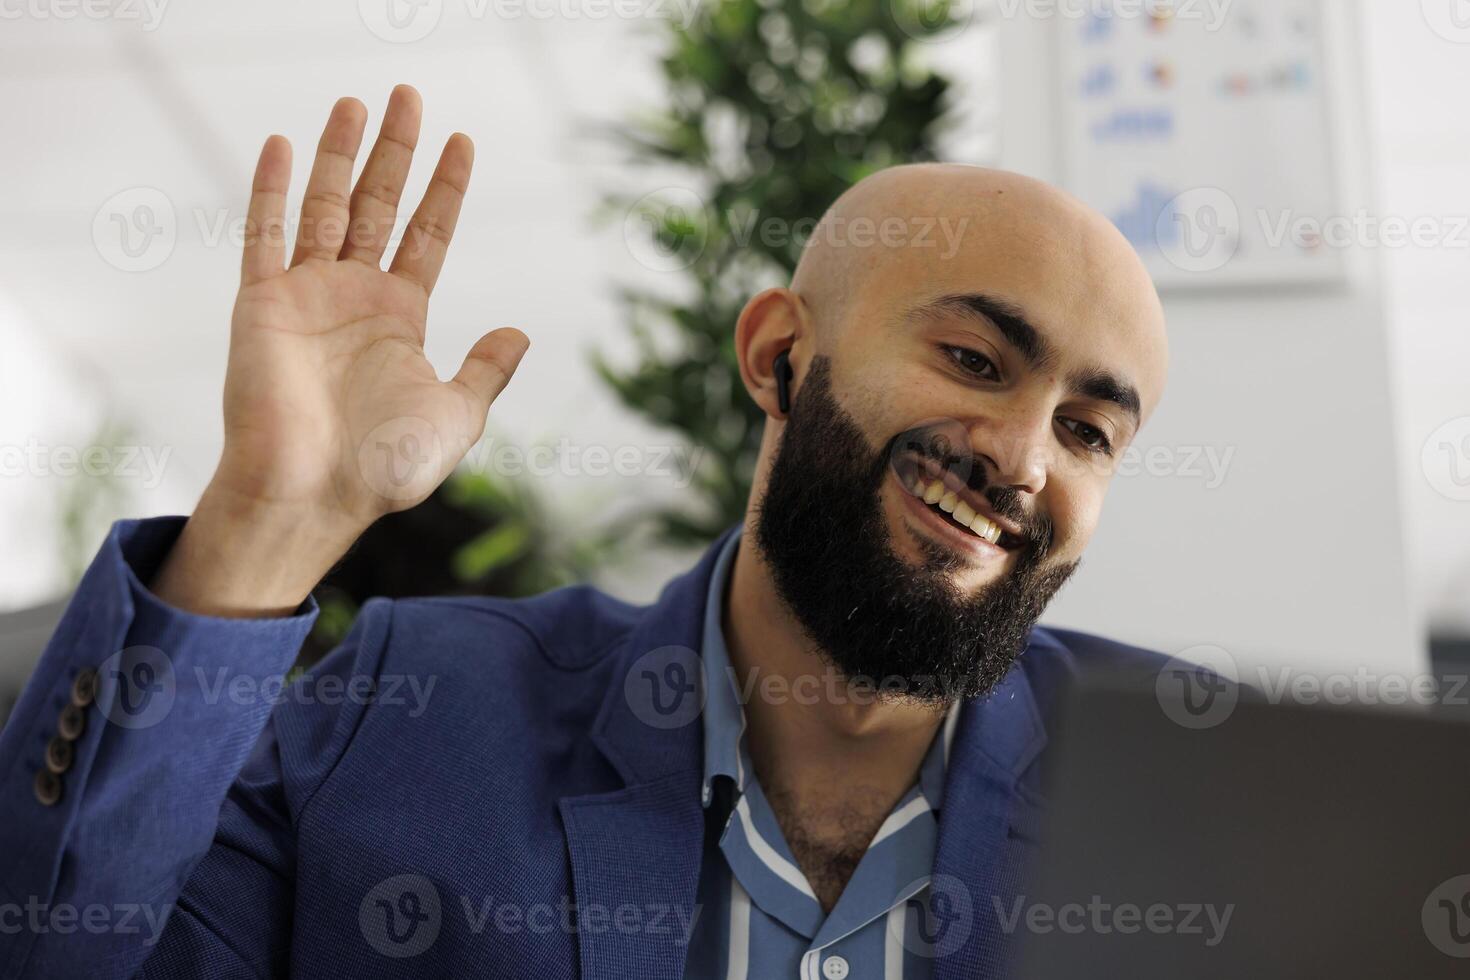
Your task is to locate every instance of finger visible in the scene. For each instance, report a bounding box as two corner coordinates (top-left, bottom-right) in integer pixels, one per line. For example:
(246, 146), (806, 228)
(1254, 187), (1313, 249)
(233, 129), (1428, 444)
(290, 97), (368, 267)
(389, 133), (473, 295)
(241, 135), (292, 286)
(340, 84), (422, 268)
(451, 327), (530, 414)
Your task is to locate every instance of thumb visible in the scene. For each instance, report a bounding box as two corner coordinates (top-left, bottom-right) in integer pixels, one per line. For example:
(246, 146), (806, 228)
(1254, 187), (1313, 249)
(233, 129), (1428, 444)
(452, 327), (530, 413)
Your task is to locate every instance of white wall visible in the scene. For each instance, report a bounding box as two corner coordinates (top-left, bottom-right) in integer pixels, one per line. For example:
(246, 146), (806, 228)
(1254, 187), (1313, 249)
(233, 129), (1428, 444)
(0, 291), (107, 606)
(968, 0), (1422, 680)
(1361, 0), (1470, 639)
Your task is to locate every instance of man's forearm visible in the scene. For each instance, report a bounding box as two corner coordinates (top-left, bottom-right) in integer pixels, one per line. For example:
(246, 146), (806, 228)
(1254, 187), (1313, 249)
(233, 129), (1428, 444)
(0, 516), (324, 978)
(148, 484), (362, 619)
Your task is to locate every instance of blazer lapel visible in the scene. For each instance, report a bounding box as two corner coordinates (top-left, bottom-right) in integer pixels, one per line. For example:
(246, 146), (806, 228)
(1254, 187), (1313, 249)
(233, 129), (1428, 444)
(932, 646), (1049, 980)
(558, 773), (705, 980)
(558, 528), (738, 980)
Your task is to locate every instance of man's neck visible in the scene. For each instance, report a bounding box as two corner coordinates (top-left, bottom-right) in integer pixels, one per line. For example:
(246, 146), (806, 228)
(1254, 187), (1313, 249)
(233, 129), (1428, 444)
(723, 536), (948, 909)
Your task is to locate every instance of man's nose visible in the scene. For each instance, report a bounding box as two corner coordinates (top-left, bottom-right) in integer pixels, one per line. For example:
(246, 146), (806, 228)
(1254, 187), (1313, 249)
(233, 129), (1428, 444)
(966, 401), (1052, 496)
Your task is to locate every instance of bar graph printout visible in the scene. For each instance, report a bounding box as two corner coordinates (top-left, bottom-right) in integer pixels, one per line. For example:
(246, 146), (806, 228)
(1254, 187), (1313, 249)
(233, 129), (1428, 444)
(1057, 0), (1344, 287)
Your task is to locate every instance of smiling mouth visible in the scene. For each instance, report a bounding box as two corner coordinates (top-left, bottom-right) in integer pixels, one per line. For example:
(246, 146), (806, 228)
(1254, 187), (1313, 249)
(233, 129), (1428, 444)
(892, 456), (1027, 551)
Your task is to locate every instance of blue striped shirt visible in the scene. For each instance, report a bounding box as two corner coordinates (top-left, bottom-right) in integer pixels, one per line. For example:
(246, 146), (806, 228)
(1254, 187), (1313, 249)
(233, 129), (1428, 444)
(685, 530), (962, 979)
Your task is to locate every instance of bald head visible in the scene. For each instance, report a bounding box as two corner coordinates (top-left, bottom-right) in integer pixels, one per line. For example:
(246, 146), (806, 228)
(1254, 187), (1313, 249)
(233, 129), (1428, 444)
(789, 163), (1168, 425)
(735, 163), (1171, 602)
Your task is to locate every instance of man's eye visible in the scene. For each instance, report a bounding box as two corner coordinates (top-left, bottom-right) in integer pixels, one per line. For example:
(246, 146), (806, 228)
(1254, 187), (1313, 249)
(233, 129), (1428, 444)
(1061, 418), (1114, 455)
(944, 345), (997, 379)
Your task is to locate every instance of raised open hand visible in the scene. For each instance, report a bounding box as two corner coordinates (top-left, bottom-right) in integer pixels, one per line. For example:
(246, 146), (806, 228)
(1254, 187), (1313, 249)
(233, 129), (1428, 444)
(214, 84), (528, 538)
(146, 85), (530, 616)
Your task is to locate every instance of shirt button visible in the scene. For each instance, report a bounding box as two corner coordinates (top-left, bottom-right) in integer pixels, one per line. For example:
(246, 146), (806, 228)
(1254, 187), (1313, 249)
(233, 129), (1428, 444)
(822, 955), (849, 980)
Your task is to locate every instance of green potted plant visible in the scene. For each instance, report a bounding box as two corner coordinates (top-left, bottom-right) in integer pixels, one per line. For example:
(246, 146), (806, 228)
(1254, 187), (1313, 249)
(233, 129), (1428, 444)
(596, 0), (962, 544)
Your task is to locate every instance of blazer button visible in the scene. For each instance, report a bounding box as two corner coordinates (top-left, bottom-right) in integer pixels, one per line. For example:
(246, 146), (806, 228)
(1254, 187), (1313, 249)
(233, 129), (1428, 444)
(71, 667), (99, 707)
(34, 769), (62, 806)
(45, 736), (74, 774)
(58, 703), (86, 741)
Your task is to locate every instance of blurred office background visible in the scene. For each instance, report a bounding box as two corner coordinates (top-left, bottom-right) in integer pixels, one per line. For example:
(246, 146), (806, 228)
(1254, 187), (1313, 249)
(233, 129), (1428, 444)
(2, 0), (1467, 712)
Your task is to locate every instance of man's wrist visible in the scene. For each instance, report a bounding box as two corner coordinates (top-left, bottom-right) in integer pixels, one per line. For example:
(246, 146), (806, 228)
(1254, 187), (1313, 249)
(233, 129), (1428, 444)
(147, 485), (365, 619)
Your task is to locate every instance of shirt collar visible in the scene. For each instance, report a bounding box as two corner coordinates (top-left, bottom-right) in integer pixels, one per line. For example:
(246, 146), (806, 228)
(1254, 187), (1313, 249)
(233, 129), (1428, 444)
(699, 527), (963, 810)
(700, 527), (746, 807)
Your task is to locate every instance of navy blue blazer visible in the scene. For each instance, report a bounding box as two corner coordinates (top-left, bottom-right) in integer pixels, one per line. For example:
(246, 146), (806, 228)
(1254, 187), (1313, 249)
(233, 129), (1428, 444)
(0, 517), (1168, 979)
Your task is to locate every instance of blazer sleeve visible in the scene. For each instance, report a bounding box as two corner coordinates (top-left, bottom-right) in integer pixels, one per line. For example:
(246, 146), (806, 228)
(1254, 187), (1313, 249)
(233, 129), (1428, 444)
(0, 517), (391, 980)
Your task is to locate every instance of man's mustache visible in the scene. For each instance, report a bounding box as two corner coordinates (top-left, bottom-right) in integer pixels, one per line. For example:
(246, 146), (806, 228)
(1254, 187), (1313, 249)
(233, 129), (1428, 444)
(888, 425), (1054, 558)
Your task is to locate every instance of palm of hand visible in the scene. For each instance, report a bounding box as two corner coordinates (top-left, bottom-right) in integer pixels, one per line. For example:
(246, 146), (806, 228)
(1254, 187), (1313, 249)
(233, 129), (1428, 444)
(210, 86), (527, 531)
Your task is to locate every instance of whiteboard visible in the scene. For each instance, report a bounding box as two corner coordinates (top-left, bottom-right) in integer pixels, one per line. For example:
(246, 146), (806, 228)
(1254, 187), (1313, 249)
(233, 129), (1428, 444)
(1056, 0), (1343, 288)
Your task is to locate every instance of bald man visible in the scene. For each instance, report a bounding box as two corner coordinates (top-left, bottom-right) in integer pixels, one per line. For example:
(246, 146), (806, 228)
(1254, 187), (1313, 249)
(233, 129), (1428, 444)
(2, 89), (1171, 979)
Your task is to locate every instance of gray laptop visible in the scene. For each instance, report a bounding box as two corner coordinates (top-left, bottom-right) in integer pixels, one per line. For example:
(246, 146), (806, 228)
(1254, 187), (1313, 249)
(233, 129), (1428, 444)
(1016, 676), (1470, 978)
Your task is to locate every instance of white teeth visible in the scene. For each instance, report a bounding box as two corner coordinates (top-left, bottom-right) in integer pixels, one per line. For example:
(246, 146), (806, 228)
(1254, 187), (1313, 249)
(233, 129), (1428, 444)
(971, 515), (1002, 544)
(911, 472), (1010, 547)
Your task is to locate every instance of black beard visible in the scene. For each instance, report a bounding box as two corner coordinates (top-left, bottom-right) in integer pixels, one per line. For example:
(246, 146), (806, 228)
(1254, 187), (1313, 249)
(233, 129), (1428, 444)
(753, 355), (1079, 704)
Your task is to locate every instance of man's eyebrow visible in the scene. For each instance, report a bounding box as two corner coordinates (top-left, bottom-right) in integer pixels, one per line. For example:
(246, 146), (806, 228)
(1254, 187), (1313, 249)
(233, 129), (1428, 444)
(919, 293), (1059, 372)
(915, 292), (1143, 431)
(1068, 365), (1142, 431)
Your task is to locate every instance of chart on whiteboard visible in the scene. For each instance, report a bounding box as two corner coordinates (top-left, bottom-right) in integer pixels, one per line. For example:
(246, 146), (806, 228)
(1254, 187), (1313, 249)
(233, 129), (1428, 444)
(1057, 0), (1343, 287)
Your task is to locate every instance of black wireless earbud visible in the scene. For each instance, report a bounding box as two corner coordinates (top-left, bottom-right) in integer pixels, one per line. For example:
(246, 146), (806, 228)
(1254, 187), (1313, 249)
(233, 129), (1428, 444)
(773, 349), (794, 415)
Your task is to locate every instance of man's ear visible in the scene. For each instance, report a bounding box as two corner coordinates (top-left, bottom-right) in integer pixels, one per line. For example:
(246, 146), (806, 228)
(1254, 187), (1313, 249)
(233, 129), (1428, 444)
(735, 287), (809, 420)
